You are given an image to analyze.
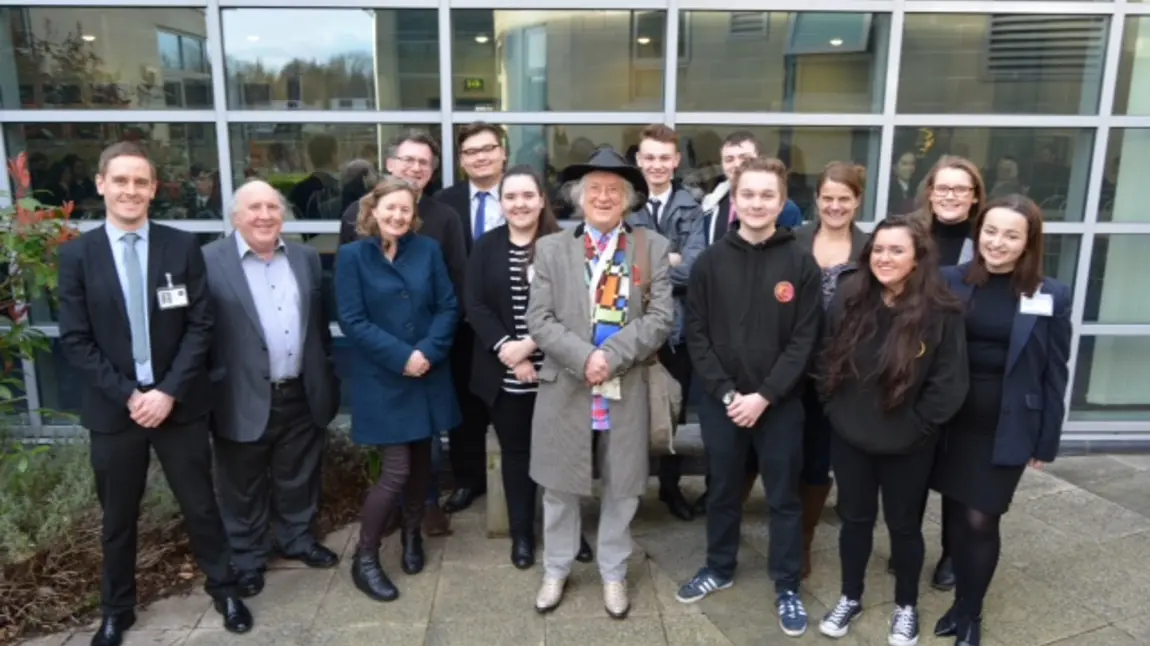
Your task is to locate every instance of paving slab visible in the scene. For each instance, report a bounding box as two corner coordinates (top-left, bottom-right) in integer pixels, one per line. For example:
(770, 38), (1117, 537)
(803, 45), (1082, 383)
(1044, 455), (1138, 487)
(1076, 470), (1150, 518)
(545, 616), (667, 646)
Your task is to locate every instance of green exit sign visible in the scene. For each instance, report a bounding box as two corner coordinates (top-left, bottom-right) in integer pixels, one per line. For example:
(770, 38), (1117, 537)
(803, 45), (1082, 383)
(462, 78), (484, 92)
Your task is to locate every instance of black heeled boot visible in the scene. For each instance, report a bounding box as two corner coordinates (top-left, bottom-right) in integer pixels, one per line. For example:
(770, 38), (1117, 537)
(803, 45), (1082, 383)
(576, 535), (594, 563)
(352, 550), (399, 602)
(956, 616), (982, 646)
(932, 554), (956, 590)
(934, 602), (959, 637)
(510, 532), (536, 570)
(401, 530), (425, 575)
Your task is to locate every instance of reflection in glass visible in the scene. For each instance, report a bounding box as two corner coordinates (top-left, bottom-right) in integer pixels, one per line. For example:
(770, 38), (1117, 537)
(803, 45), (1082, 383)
(0, 7), (211, 109)
(1083, 235), (1150, 324)
(2, 122), (220, 220)
(1071, 336), (1150, 422)
(899, 14), (1108, 115)
(677, 11), (889, 113)
(1115, 17), (1150, 115)
(1098, 129), (1149, 223)
(228, 124), (443, 219)
(222, 9), (438, 110)
(889, 127), (1094, 221)
(674, 125), (881, 221)
(451, 10), (664, 111)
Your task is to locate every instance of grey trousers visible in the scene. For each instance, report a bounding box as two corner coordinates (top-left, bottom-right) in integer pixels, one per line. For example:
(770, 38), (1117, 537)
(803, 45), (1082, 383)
(542, 489), (639, 582)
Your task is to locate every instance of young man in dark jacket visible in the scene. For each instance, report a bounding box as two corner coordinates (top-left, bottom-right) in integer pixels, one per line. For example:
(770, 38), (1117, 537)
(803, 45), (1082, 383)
(675, 157), (821, 639)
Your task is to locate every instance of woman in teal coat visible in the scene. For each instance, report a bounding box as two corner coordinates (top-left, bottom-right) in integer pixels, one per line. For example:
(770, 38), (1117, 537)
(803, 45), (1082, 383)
(336, 177), (460, 603)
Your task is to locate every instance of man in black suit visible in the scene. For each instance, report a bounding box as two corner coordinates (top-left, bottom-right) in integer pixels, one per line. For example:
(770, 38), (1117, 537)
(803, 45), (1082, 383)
(57, 142), (252, 646)
(433, 122), (508, 513)
(337, 128), (466, 535)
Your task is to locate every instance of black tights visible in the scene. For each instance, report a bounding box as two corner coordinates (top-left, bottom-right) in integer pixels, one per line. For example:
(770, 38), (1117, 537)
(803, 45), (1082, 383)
(946, 497), (1002, 618)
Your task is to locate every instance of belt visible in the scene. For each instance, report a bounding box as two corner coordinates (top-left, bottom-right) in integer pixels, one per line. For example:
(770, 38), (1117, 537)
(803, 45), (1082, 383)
(270, 376), (303, 393)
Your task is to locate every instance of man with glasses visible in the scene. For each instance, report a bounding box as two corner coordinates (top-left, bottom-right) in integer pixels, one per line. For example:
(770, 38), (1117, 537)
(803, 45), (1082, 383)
(338, 129), (467, 537)
(433, 122), (510, 514)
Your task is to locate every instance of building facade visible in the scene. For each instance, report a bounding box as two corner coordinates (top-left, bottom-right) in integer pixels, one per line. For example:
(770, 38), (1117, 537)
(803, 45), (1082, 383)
(1, 0), (1148, 445)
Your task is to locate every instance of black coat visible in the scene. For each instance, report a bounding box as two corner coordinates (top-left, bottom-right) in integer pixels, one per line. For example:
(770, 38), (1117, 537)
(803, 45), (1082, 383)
(463, 226), (524, 407)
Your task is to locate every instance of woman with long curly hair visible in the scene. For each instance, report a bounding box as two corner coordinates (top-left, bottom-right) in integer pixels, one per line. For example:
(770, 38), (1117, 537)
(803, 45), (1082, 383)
(816, 214), (969, 646)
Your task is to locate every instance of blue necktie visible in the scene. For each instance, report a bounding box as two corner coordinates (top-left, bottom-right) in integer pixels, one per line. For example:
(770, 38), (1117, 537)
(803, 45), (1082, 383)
(474, 191), (488, 240)
(122, 233), (149, 364)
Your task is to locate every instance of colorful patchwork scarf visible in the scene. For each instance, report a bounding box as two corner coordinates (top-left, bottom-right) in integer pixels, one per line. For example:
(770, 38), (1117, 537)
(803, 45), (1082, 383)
(585, 227), (630, 431)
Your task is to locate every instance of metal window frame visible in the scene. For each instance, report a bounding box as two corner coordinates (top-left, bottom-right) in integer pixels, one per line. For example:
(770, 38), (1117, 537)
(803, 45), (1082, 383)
(4, 0), (1150, 437)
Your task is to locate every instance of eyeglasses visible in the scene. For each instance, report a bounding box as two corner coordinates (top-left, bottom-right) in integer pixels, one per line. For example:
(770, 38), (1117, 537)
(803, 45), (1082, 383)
(394, 156), (432, 169)
(932, 185), (974, 198)
(461, 143), (501, 158)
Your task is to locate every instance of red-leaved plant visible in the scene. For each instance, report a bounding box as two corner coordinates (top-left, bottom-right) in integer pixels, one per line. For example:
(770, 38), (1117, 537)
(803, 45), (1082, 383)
(2, 152), (78, 414)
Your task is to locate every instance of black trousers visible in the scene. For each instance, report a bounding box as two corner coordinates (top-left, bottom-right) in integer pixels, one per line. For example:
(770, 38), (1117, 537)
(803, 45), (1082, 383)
(489, 391), (537, 537)
(699, 393), (804, 593)
(831, 433), (935, 607)
(656, 342), (692, 489)
(449, 330), (489, 491)
(800, 387), (833, 486)
(90, 417), (237, 613)
(213, 382), (324, 572)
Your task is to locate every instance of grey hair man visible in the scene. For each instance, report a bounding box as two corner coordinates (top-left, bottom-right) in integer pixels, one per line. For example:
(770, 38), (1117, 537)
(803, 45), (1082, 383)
(202, 179), (341, 597)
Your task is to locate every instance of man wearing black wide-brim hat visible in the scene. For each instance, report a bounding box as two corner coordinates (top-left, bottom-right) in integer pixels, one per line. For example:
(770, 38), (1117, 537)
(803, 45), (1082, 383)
(525, 148), (674, 619)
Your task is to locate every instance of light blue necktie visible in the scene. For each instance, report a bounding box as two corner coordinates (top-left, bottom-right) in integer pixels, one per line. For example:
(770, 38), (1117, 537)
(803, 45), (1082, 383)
(474, 191), (488, 240)
(122, 233), (150, 364)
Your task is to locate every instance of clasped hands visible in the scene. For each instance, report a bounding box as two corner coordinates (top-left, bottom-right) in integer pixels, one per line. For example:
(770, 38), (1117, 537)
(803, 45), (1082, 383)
(128, 389), (175, 428)
(583, 349), (610, 386)
(404, 350), (431, 377)
(727, 392), (769, 428)
(499, 338), (539, 383)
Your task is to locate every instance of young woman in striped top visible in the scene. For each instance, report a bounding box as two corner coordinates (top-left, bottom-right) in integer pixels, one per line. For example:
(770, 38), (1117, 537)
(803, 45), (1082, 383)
(464, 165), (575, 568)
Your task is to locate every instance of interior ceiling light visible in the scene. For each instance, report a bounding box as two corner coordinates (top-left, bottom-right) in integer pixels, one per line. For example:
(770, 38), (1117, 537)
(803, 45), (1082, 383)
(81, 34), (96, 42)
(475, 34), (489, 44)
(637, 36), (651, 45)
(829, 38), (844, 47)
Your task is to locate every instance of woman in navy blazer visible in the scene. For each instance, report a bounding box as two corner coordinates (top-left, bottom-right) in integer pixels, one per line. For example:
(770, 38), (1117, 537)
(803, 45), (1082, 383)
(336, 177), (461, 603)
(932, 194), (1072, 646)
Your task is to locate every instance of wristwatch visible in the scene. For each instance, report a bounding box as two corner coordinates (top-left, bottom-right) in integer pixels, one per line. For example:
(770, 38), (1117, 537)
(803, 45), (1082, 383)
(722, 390), (737, 406)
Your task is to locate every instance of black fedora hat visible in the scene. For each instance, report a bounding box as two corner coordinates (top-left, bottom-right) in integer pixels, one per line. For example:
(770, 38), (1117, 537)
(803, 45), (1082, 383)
(557, 146), (647, 200)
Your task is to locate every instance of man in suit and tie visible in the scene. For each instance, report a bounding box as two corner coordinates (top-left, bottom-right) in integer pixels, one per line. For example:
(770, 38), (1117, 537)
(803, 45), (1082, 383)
(433, 122), (508, 513)
(57, 142), (252, 646)
(203, 180), (341, 598)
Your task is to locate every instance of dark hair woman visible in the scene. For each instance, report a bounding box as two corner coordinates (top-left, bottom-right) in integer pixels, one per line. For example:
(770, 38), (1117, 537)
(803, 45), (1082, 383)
(932, 195), (1072, 646)
(463, 165), (584, 569)
(815, 214), (970, 645)
(791, 161), (870, 580)
(337, 177), (460, 602)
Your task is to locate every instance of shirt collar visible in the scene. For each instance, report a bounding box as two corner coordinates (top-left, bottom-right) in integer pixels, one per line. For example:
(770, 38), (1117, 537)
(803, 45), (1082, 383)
(105, 219), (149, 243)
(235, 232), (285, 259)
(649, 187), (672, 206)
(586, 223), (622, 245)
(469, 182), (499, 201)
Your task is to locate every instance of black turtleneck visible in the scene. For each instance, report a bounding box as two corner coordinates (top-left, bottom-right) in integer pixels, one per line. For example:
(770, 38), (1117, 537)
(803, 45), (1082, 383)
(932, 218), (972, 266)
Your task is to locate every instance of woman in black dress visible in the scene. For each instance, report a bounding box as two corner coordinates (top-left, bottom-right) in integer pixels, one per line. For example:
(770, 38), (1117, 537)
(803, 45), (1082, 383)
(932, 194), (1073, 646)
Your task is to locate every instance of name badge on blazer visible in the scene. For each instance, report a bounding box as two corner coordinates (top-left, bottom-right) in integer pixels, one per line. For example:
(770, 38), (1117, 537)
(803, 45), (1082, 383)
(1019, 291), (1053, 317)
(157, 272), (189, 310)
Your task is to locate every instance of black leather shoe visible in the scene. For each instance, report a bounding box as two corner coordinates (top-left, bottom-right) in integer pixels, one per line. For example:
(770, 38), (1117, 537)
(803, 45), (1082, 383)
(659, 487), (695, 521)
(237, 570), (264, 598)
(932, 554), (956, 591)
(352, 550), (399, 602)
(400, 531), (425, 575)
(576, 536), (594, 563)
(510, 534), (535, 570)
(443, 486), (486, 513)
(212, 596), (253, 634)
(90, 610), (135, 646)
(279, 543), (339, 569)
(956, 616), (982, 646)
(934, 602), (959, 637)
(691, 490), (707, 516)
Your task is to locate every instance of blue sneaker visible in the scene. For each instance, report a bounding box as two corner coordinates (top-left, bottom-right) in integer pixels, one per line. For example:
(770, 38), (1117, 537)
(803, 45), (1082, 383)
(675, 568), (733, 603)
(777, 590), (809, 637)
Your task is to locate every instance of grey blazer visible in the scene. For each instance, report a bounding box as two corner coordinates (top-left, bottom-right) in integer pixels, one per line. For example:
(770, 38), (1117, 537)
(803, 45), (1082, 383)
(203, 233), (339, 442)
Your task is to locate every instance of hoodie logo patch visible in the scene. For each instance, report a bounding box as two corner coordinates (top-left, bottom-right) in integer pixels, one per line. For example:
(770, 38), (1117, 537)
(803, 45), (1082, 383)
(774, 281), (795, 303)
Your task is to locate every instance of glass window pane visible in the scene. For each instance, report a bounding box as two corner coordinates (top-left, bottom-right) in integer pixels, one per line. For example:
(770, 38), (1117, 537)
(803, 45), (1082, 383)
(2, 121), (221, 222)
(889, 127), (1094, 221)
(898, 14), (1108, 115)
(675, 125), (881, 221)
(1, 359), (29, 418)
(677, 12), (888, 113)
(1083, 235), (1150, 324)
(229, 123), (444, 220)
(0, 7), (212, 109)
(1115, 17), (1150, 115)
(1071, 336), (1150, 422)
(221, 9), (439, 111)
(451, 10), (664, 111)
(1098, 129), (1149, 222)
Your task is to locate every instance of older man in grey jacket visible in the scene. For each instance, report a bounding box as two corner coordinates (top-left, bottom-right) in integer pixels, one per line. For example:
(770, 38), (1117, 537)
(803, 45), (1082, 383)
(203, 180), (340, 598)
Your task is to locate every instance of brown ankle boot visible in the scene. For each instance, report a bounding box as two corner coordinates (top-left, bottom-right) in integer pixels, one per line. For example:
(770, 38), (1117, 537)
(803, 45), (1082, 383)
(799, 483), (833, 579)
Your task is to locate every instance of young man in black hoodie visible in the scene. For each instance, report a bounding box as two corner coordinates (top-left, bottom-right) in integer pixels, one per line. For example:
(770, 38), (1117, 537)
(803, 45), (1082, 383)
(676, 157), (821, 639)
